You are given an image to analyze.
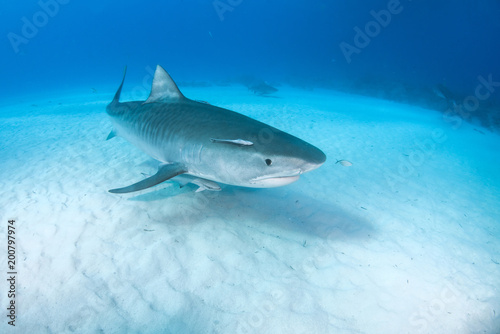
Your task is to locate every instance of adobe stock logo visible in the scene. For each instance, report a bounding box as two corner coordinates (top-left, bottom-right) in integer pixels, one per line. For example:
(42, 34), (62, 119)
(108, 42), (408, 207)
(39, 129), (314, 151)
(339, 0), (405, 64)
(213, 0), (243, 21)
(7, 0), (70, 54)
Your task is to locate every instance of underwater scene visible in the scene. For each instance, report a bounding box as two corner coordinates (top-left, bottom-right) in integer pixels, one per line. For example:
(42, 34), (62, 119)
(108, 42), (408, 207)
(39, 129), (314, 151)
(1, 0), (500, 333)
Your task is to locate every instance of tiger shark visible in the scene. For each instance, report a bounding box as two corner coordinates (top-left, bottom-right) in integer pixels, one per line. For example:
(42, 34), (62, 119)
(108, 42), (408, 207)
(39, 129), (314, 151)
(106, 65), (326, 194)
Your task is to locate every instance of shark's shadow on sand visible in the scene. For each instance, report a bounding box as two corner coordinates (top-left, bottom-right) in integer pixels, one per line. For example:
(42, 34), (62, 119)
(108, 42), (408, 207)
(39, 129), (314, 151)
(127, 182), (374, 243)
(100, 169), (373, 334)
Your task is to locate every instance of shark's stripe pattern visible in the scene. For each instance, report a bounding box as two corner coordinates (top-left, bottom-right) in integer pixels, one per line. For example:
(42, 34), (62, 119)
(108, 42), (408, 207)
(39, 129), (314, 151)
(106, 65), (326, 193)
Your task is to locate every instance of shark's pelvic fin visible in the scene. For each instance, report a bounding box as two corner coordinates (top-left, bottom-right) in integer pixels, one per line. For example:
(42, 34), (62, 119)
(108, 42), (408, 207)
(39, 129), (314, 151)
(109, 163), (187, 194)
(210, 138), (254, 146)
(144, 65), (185, 104)
(106, 130), (117, 140)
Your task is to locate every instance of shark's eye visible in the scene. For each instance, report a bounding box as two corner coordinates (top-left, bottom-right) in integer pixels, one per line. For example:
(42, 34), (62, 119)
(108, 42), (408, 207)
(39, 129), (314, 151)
(265, 159), (272, 166)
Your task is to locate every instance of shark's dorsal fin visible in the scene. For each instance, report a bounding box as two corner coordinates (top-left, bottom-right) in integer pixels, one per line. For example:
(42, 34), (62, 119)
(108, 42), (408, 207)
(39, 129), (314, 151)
(144, 65), (184, 103)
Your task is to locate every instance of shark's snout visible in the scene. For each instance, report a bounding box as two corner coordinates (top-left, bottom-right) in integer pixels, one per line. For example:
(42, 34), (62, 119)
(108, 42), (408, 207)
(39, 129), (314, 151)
(310, 146), (327, 165)
(300, 145), (326, 173)
(250, 145), (325, 188)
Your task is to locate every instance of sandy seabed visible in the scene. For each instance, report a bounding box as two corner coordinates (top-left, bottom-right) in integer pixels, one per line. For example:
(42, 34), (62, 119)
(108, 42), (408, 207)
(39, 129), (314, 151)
(1, 85), (499, 333)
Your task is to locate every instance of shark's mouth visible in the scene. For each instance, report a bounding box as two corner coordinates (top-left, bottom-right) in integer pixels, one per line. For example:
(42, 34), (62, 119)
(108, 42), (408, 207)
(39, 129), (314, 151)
(250, 173), (301, 188)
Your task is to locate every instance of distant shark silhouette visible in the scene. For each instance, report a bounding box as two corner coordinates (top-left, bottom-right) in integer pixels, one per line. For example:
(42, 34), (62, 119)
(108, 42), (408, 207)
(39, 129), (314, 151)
(106, 65), (326, 193)
(248, 81), (278, 96)
(434, 84), (459, 109)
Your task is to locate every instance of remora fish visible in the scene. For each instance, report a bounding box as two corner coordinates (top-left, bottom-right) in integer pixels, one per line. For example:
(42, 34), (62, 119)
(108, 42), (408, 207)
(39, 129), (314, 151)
(106, 65), (326, 193)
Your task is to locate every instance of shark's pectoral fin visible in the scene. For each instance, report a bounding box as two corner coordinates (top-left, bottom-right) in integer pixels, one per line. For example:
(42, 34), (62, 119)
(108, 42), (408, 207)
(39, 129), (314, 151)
(106, 130), (117, 140)
(109, 163), (187, 194)
(210, 138), (254, 146)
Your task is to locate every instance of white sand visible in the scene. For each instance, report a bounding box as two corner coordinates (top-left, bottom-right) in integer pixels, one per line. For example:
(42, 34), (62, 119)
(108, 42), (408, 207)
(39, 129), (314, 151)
(0, 85), (499, 333)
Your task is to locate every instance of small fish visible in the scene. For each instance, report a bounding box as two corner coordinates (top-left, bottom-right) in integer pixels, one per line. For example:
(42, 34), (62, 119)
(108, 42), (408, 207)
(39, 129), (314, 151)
(336, 159), (352, 167)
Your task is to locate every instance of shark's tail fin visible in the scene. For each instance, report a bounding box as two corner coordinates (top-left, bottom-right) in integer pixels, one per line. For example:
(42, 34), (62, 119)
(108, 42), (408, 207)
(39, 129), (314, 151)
(112, 66), (127, 104)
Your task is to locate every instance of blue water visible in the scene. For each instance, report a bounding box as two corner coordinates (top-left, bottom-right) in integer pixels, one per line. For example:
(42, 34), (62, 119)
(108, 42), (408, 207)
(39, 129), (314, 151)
(2, 1), (500, 333)
(2, 0), (500, 106)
